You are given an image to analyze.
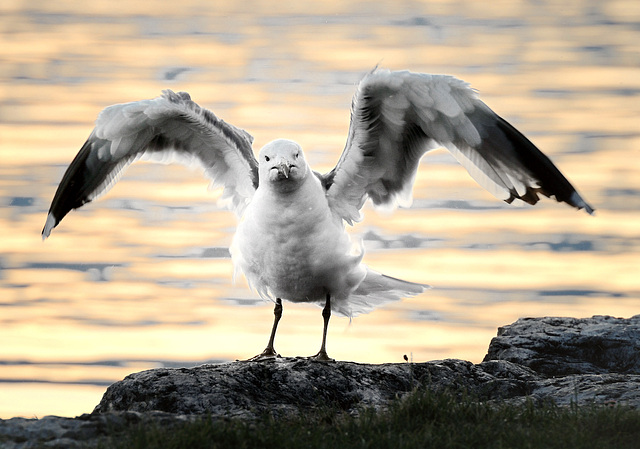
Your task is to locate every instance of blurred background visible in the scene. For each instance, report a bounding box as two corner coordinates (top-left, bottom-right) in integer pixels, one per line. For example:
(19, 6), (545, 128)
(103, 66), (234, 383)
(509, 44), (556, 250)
(1, 0), (638, 419)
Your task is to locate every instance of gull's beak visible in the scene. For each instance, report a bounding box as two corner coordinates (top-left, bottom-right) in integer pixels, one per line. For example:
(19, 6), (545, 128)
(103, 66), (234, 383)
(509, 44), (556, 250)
(275, 160), (291, 179)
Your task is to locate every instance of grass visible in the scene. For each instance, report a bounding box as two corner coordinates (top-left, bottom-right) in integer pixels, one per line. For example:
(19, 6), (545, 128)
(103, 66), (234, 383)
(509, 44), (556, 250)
(98, 387), (640, 449)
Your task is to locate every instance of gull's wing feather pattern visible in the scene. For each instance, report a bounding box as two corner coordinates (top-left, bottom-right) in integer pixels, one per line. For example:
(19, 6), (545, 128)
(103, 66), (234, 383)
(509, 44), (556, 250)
(42, 90), (258, 239)
(324, 69), (593, 224)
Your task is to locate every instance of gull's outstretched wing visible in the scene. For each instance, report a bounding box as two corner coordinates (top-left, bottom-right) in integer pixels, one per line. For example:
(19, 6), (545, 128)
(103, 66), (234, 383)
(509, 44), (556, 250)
(324, 69), (594, 224)
(42, 90), (258, 239)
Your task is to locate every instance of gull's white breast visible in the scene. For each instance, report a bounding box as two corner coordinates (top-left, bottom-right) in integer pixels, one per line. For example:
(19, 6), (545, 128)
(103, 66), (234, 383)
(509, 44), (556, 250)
(230, 173), (366, 304)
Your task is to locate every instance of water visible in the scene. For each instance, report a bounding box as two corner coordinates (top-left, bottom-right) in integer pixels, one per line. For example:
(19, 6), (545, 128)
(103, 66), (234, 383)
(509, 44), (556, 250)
(1, 0), (639, 418)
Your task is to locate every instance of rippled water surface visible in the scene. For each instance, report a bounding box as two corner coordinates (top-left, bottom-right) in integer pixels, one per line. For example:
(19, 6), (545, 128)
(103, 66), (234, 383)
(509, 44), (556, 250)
(1, 0), (639, 418)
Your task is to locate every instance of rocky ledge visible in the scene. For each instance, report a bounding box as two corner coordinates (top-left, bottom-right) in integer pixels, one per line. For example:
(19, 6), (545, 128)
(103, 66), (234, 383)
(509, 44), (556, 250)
(2, 315), (639, 448)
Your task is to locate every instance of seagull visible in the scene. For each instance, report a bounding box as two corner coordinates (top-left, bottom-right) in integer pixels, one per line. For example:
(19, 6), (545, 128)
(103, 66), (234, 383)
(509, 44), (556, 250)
(42, 69), (594, 361)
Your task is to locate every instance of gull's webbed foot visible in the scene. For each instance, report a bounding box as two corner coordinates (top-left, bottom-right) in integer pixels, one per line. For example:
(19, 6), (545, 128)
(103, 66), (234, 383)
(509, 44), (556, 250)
(245, 346), (280, 362)
(308, 349), (335, 362)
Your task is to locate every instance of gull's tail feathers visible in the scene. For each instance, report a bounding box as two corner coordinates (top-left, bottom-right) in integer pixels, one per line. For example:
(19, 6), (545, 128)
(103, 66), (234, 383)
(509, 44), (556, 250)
(334, 268), (429, 317)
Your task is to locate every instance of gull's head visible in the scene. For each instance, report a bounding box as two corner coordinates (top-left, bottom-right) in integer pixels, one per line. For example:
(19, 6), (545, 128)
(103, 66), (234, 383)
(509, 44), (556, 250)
(258, 139), (308, 189)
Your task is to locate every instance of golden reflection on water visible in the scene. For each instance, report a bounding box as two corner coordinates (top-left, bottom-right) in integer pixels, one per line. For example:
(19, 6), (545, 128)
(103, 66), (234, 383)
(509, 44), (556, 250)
(1, 0), (640, 419)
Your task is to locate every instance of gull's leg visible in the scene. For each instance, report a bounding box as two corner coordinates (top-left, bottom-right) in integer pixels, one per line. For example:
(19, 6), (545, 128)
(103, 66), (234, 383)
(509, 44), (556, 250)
(246, 298), (282, 361)
(309, 294), (335, 362)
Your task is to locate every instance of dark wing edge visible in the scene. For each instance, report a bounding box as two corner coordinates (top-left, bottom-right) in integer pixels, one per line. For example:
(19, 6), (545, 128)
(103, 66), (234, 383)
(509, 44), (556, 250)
(489, 114), (593, 212)
(323, 69), (594, 224)
(42, 90), (258, 239)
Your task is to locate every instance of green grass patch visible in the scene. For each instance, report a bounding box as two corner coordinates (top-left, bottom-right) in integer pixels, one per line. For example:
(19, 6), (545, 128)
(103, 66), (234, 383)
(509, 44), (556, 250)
(99, 388), (640, 449)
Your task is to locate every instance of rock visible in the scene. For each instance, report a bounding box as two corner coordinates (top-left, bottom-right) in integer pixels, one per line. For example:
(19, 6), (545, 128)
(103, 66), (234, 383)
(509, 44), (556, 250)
(2, 314), (639, 448)
(482, 314), (640, 409)
(0, 411), (200, 449)
(483, 315), (640, 376)
(531, 373), (640, 408)
(92, 358), (535, 418)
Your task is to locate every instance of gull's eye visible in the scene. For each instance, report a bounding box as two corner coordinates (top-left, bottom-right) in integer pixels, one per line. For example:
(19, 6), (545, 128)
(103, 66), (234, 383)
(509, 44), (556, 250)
(264, 155), (270, 162)
(294, 152), (299, 159)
